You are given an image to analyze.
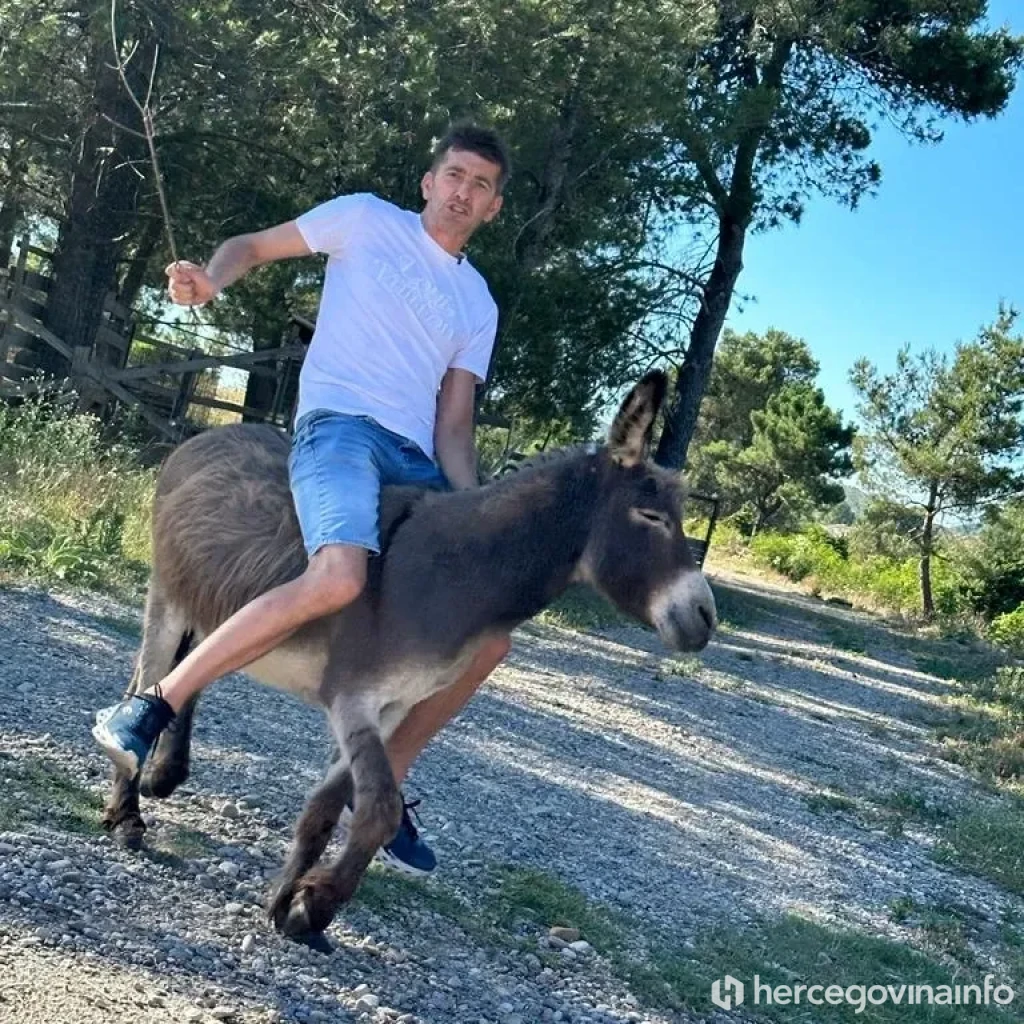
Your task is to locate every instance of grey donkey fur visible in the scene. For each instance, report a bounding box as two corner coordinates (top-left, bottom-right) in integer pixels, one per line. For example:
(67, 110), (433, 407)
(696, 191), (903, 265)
(100, 371), (717, 942)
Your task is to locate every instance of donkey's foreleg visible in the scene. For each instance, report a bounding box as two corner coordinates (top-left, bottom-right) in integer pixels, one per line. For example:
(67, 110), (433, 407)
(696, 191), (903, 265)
(268, 758), (354, 932)
(274, 702), (401, 937)
(102, 585), (190, 847)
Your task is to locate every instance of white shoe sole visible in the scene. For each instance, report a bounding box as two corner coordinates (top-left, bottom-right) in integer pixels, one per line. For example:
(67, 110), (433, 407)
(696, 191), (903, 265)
(91, 722), (140, 779)
(337, 812), (435, 877)
(373, 847), (434, 878)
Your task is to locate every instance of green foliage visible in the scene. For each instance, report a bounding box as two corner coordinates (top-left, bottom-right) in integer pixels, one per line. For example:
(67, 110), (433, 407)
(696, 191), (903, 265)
(747, 526), (968, 617)
(988, 605), (1024, 655)
(690, 328), (820, 458)
(652, 912), (1018, 1022)
(0, 753), (104, 834)
(851, 310), (1024, 616)
(5, 1), (1022, 452)
(655, 2), (1023, 465)
(749, 526), (847, 585)
(0, 392), (153, 595)
(688, 331), (855, 531)
(938, 806), (1024, 898)
(847, 497), (922, 561)
(959, 501), (1024, 619)
(936, 665), (1024, 791)
(536, 584), (626, 633)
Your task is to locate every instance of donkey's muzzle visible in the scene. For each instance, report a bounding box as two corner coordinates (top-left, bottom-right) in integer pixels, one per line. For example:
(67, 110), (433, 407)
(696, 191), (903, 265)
(650, 571), (717, 652)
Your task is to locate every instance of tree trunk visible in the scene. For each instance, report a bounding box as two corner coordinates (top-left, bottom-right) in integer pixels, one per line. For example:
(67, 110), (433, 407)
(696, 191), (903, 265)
(654, 32), (793, 471)
(119, 214), (164, 307)
(655, 213), (746, 469)
(919, 482), (939, 619)
(0, 142), (25, 267)
(41, 27), (153, 376)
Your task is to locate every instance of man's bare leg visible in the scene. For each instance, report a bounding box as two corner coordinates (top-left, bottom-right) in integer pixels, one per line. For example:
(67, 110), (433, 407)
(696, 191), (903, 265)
(145, 544), (368, 713)
(386, 634), (511, 784)
(93, 544), (368, 776)
(367, 633), (510, 875)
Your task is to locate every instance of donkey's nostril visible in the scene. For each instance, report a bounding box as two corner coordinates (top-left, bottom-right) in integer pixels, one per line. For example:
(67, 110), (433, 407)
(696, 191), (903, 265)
(698, 604), (714, 631)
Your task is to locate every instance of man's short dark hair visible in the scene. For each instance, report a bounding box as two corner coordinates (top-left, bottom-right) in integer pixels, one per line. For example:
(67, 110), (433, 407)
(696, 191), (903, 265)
(431, 122), (511, 192)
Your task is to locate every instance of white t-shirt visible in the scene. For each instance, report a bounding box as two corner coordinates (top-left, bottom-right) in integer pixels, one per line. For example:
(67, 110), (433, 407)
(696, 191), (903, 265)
(294, 193), (498, 458)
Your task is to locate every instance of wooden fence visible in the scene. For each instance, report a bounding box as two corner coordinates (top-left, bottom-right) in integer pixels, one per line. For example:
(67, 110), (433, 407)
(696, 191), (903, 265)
(0, 240), (309, 440)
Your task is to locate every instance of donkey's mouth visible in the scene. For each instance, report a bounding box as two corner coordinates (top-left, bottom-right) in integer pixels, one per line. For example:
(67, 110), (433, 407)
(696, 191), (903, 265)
(650, 572), (718, 652)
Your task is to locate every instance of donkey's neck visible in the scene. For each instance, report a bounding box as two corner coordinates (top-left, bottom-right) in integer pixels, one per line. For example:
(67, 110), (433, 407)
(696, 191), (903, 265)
(411, 453), (601, 634)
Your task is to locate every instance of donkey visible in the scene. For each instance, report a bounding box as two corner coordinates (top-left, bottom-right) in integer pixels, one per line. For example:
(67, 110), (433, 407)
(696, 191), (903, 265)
(100, 371), (716, 940)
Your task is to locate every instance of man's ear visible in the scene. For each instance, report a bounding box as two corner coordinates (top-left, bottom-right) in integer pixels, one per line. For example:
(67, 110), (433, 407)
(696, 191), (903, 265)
(483, 193), (504, 223)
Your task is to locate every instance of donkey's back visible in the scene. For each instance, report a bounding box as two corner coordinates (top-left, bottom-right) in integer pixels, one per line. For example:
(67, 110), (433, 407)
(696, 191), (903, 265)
(152, 423), (433, 640)
(152, 425), (303, 633)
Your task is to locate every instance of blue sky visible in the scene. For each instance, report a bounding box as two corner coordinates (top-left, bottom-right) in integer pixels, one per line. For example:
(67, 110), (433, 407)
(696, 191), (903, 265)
(723, 0), (1024, 424)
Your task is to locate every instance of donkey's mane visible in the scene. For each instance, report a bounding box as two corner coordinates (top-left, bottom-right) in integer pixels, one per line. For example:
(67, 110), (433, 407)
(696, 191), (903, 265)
(488, 442), (601, 486)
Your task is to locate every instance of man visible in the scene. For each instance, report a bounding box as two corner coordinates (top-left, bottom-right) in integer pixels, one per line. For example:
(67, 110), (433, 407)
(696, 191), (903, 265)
(93, 122), (512, 876)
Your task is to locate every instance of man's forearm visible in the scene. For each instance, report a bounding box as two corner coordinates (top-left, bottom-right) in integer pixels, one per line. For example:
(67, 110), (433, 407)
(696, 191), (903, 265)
(204, 235), (263, 294)
(435, 431), (481, 489)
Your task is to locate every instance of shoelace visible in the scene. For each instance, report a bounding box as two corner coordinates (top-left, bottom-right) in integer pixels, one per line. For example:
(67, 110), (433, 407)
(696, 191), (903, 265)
(401, 798), (424, 838)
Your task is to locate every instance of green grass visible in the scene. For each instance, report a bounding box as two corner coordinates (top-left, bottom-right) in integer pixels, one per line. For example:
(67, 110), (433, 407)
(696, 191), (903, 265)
(147, 824), (219, 862)
(354, 861), (1019, 1020)
(483, 865), (624, 951)
(707, 582), (772, 632)
(822, 621), (869, 654)
(806, 791), (859, 815)
(655, 656), (705, 681)
(915, 653), (1004, 684)
(0, 393), (155, 601)
(935, 667), (1024, 793)
(935, 806), (1024, 898)
(0, 753), (104, 833)
(647, 913), (1017, 1021)
(536, 584), (628, 632)
(873, 789), (951, 824)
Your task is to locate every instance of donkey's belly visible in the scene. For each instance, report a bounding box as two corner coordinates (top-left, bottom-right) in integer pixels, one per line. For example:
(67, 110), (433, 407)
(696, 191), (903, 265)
(375, 638), (492, 741)
(243, 644), (328, 705)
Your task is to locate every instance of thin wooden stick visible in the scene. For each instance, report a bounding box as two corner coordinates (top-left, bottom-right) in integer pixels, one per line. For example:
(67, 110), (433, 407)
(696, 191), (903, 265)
(109, 0), (179, 264)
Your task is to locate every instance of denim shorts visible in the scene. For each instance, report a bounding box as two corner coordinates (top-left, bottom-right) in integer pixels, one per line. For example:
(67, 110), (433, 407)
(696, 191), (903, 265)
(288, 410), (449, 557)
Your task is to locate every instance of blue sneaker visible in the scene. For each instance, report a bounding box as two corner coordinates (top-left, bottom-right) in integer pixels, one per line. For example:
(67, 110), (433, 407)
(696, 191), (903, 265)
(92, 694), (175, 779)
(338, 796), (437, 877)
(376, 798), (437, 877)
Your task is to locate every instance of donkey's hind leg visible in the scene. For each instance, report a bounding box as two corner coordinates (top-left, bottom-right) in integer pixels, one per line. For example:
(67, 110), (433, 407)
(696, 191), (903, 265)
(268, 758), (354, 934)
(273, 701), (401, 938)
(101, 583), (191, 847)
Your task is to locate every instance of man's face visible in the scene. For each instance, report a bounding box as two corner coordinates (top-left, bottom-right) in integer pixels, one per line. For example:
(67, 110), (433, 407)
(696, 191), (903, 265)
(421, 148), (504, 239)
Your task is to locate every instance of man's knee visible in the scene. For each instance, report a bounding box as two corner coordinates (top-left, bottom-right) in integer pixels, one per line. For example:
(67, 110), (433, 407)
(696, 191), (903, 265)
(301, 547), (367, 615)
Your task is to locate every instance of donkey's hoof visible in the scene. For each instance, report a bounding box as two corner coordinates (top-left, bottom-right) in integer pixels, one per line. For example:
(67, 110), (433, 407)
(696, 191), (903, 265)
(267, 883), (298, 932)
(290, 930), (334, 955)
(101, 808), (147, 850)
(140, 761), (188, 799)
(115, 819), (147, 851)
(280, 890), (316, 937)
(270, 872), (340, 937)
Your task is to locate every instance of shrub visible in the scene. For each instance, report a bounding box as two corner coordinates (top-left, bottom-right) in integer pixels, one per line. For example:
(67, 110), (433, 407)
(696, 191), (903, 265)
(0, 392), (154, 595)
(988, 604), (1024, 655)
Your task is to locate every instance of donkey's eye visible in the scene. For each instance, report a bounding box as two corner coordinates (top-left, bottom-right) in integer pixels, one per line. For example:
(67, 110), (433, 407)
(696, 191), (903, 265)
(631, 508), (671, 532)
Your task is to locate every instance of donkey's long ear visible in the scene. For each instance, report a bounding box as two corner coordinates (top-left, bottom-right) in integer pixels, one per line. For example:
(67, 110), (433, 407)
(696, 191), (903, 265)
(607, 371), (668, 467)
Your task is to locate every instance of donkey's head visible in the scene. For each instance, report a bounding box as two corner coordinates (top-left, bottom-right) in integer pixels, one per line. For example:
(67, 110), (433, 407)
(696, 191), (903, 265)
(578, 372), (717, 651)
